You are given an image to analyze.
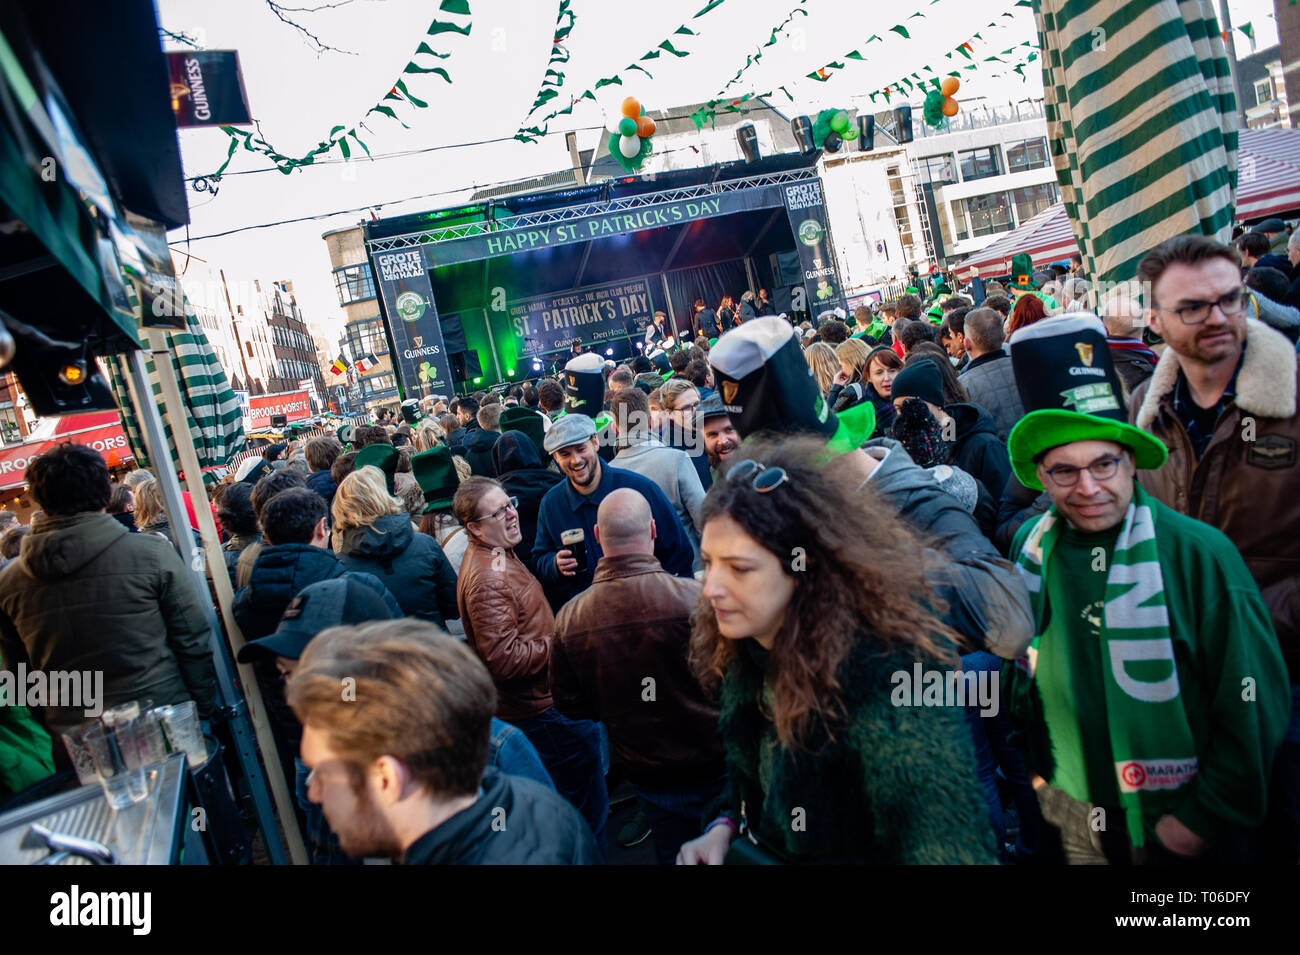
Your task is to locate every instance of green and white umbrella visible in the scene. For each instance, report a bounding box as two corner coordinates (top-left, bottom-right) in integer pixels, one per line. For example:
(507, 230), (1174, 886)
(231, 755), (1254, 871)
(1036, 0), (1238, 285)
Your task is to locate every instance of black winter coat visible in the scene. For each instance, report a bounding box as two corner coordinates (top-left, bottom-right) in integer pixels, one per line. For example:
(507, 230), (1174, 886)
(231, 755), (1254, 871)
(402, 768), (598, 864)
(695, 307), (720, 337)
(464, 428), (501, 477)
(233, 543), (348, 641)
(305, 469), (338, 510)
(335, 513), (459, 627)
(946, 402), (1012, 500)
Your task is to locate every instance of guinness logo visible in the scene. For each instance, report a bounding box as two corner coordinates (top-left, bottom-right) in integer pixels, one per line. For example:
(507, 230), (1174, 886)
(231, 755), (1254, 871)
(721, 381), (739, 404)
(566, 374), (577, 388)
(1075, 342), (1094, 366)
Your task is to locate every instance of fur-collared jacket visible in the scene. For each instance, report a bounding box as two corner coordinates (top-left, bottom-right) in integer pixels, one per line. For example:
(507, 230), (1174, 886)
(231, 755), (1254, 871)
(1131, 318), (1300, 676)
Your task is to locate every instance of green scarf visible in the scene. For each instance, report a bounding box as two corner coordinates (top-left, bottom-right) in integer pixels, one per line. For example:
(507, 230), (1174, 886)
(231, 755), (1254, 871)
(1013, 484), (1197, 848)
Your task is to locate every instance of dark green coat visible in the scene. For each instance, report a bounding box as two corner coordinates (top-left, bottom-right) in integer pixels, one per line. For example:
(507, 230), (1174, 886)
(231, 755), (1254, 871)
(716, 637), (997, 864)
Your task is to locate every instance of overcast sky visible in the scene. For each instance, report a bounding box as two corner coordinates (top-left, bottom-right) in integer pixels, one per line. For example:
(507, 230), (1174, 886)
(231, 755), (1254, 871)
(158, 0), (1280, 345)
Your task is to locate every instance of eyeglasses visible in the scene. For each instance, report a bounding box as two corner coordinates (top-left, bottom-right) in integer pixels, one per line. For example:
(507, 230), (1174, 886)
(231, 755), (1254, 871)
(1153, 287), (1248, 325)
(1041, 455), (1124, 488)
(675, 400), (701, 416)
(726, 459), (790, 493)
(471, 496), (519, 524)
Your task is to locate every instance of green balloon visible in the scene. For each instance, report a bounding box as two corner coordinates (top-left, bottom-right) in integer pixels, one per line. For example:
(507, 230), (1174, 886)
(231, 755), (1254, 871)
(618, 117), (637, 137)
(843, 125), (859, 141)
(831, 110), (850, 133)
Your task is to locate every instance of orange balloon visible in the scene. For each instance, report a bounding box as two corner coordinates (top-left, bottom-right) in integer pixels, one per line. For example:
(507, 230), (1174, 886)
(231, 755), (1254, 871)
(941, 76), (960, 97)
(941, 96), (960, 117)
(621, 97), (641, 119)
(636, 115), (656, 137)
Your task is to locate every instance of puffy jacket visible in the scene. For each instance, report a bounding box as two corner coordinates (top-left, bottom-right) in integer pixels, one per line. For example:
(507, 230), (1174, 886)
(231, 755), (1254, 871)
(233, 543), (348, 641)
(335, 513), (459, 627)
(457, 537), (555, 721)
(305, 469), (338, 510)
(1131, 318), (1300, 676)
(464, 428), (501, 477)
(0, 512), (217, 737)
(494, 431), (565, 585)
(551, 553), (724, 789)
(946, 402), (1012, 500)
(402, 768), (597, 865)
(958, 351), (1026, 442)
(861, 438), (1033, 659)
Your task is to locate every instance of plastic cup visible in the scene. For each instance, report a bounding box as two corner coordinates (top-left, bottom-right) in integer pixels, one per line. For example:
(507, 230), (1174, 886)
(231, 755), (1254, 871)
(84, 722), (148, 810)
(152, 701), (207, 768)
(60, 721), (102, 786)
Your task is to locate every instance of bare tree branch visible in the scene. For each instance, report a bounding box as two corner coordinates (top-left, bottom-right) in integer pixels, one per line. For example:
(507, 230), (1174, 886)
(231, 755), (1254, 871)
(265, 0), (359, 55)
(158, 28), (203, 48)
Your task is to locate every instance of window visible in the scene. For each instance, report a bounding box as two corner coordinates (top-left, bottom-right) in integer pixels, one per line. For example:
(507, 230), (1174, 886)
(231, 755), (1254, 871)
(1012, 182), (1059, 223)
(334, 265), (376, 306)
(958, 146), (1001, 182)
(916, 154), (957, 185)
(960, 192), (1014, 238)
(345, 317), (389, 357)
(362, 373), (396, 395)
(1256, 79), (1273, 106)
(1006, 137), (1049, 173)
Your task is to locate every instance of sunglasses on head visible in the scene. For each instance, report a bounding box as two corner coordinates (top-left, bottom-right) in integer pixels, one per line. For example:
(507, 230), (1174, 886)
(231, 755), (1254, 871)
(726, 458), (789, 493)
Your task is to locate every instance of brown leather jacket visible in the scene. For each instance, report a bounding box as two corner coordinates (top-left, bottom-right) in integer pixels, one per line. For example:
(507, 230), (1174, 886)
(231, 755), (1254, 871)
(457, 537), (554, 721)
(1131, 318), (1300, 676)
(551, 553), (725, 788)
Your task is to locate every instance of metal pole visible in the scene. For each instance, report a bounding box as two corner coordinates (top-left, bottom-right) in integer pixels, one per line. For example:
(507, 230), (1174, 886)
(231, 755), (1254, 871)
(1218, 0), (1247, 127)
(126, 348), (304, 865)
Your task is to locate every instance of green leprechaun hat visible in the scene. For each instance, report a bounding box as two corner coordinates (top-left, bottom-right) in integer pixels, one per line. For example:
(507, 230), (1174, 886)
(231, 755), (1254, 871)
(708, 316), (875, 453)
(1009, 252), (1036, 292)
(1006, 313), (1167, 490)
(498, 406), (548, 459)
(354, 442), (399, 495)
(411, 447), (459, 514)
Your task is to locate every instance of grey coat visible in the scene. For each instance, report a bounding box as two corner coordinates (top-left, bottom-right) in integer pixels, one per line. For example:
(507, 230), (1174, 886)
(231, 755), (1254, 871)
(612, 431), (706, 552)
(958, 351), (1026, 442)
(860, 438), (1033, 659)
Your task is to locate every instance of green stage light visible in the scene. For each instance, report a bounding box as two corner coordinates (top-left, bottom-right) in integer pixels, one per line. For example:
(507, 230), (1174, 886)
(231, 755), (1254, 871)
(473, 377), (483, 384)
(506, 368), (516, 376)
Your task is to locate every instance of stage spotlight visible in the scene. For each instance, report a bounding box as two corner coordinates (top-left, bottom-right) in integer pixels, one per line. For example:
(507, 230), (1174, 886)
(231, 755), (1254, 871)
(506, 367), (516, 377)
(605, 347), (613, 356)
(791, 116), (815, 153)
(532, 359), (542, 371)
(857, 114), (875, 152)
(636, 342), (644, 351)
(473, 376), (483, 385)
(736, 124), (760, 163)
(892, 105), (914, 144)
(58, 360), (87, 386)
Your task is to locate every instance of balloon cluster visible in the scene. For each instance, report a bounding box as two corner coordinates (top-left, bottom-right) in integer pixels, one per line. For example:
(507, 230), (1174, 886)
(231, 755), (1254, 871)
(609, 97), (655, 172)
(923, 77), (961, 129)
(811, 108), (858, 153)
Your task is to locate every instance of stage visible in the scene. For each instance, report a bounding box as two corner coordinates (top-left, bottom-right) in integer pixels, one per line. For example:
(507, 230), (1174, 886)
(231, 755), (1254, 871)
(364, 152), (846, 393)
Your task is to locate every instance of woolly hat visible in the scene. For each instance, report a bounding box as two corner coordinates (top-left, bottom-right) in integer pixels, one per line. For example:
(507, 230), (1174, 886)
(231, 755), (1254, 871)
(708, 316), (874, 452)
(890, 359), (945, 408)
(1006, 313), (1167, 490)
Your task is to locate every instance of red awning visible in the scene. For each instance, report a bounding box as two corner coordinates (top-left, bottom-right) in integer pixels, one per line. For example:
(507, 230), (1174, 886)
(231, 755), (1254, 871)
(0, 412), (135, 491)
(957, 128), (1300, 277)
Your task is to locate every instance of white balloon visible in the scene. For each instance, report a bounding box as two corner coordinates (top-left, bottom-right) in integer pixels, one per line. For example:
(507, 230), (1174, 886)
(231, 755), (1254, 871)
(619, 134), (641, 158)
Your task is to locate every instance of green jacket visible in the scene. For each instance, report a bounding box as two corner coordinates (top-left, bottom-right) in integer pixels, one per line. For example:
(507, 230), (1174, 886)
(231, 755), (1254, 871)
(1008, 498), (1290, 842)
(715, 637), (997, 864)
(0, 513), (218, 738)
(0, 648), (54, 799)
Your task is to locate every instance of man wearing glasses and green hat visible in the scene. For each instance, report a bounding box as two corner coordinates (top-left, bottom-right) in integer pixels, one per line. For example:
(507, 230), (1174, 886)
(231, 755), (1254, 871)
(1004, 312), (1289, 865)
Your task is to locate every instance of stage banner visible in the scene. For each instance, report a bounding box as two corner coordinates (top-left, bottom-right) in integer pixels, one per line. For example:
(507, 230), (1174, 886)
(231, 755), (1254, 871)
(781, 179), (848, 320)
(508, 278), (655, 360)
(427, 183), (787, 268)
(372, 250), (457, 397)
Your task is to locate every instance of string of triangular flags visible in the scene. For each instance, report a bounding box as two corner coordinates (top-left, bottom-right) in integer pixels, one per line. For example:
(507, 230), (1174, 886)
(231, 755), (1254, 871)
(201, 0), (472, 182)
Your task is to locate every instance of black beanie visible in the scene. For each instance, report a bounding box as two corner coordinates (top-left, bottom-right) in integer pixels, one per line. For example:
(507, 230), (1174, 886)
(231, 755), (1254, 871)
(890, 359), (945, 408)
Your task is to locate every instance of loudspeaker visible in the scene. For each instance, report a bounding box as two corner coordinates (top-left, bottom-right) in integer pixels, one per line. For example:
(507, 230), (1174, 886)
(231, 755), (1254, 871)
(270, 414), (287, 429)
(736, 124), (760, 163)
(770, 250), (803, 287)
(893, 105), (914, 144)
(791, 116), (814, 153)
(857, 114), (875, 152)
(449, 350), (483, 384)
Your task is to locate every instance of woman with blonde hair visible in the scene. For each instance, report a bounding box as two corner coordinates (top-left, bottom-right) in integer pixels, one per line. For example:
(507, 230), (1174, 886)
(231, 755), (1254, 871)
(826, 337), (876, 415)
(332, 465), (459, 627)
(133, 478), (199, 548)
(803, 341), (840, 398)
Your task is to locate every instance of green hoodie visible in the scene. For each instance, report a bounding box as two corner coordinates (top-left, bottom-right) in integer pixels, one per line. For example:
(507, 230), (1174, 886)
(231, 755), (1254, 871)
(1007, 497), (1290, 844)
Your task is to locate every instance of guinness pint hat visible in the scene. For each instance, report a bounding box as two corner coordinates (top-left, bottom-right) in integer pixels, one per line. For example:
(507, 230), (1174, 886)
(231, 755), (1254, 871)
(1006, 313), (1167, 490)
(562, 353), (606, 419)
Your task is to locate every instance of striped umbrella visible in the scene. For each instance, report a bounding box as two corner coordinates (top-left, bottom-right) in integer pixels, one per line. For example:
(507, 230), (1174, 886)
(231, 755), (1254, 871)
(1036, 0), (1238, 285)
(104, 304), (246, 479)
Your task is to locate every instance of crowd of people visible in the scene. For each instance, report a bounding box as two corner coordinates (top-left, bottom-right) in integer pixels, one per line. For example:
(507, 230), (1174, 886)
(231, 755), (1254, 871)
(0, 230), (1297, 868)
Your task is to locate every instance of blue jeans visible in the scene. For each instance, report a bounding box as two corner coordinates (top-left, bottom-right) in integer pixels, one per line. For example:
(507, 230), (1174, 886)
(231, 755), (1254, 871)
(514, 707), (609, 856)
(962, 651), (1041, 861)
(634, 774), (728, 866)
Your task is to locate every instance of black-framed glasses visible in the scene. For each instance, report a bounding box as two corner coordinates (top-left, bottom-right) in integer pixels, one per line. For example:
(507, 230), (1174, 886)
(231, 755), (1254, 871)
(1153, 287), (1248, 325)
(726, 459), (790, 493)
(471, 496), (519, 523)
(1042, 455), (1123, 488)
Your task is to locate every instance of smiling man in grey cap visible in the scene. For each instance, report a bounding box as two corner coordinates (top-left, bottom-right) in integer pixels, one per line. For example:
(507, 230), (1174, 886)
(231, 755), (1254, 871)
(533, 413), (695, 604)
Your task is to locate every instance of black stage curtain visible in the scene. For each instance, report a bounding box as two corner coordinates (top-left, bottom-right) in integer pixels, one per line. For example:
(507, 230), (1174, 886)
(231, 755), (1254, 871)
(663, 261), (749, 338)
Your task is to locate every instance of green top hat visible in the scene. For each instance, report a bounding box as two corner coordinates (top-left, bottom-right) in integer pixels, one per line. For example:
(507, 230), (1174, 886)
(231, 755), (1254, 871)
(411, 447), (459, 513)
(1006, 314), (1167, 490)
(1009, 252), (1036, 292)
(498, 406), (547, 459)
(354, 443), (399, 494)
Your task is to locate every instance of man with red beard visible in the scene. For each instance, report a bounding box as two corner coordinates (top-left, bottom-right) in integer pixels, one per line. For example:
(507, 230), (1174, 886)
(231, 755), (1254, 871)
(288, 619), (598, 865)
(698, 394), (739, 479)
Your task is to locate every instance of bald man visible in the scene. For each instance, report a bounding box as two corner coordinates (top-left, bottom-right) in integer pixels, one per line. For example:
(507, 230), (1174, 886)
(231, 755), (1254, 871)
(550, 489), (725, 865)
(1100, 295), (1158, 393)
